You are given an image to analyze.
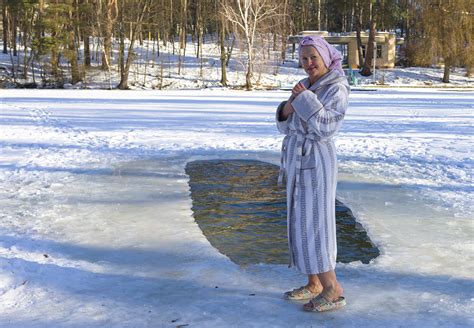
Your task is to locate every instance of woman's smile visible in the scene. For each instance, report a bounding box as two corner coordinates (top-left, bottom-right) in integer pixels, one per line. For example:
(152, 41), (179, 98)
(300, 46), (329, 83)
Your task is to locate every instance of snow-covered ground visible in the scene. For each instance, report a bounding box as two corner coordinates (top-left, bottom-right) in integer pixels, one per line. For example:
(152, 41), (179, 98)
(0, 87), (473, 327)
(1, 38), (473, 90)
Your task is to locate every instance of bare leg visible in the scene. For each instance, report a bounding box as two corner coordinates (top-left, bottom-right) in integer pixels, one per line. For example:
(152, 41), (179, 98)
(303, 270), (343, 310)
(305, 274), (324, 294)
(317, 270), (343, 301)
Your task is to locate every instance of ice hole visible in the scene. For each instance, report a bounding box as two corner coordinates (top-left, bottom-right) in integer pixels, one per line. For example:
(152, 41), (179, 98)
(186, 159), (380, 266)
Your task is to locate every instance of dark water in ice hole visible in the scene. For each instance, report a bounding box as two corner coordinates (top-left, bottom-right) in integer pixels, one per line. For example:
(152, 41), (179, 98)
(186, 160), (380, 266)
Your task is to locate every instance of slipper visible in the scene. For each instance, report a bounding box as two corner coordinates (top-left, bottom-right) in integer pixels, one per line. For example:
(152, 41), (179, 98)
(284, 286), (320, 300)
(303, 295), (346, 312)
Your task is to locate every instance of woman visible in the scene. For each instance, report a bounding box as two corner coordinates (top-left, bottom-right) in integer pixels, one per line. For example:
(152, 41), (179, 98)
(276, 35), (350, 312)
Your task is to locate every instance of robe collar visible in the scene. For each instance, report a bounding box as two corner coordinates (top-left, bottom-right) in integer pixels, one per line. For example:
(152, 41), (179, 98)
(301, 70), (346, 92)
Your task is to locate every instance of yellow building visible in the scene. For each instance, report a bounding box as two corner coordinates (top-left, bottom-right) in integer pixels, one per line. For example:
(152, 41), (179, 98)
(289, 31), (403, 69)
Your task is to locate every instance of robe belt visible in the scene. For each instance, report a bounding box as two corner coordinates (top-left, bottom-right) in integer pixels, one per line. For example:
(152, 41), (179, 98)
(278, 132), (322, 201)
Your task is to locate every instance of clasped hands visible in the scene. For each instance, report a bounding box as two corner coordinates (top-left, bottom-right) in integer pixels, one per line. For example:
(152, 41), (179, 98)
(281, 82), (307, 119)
(291, 82), (307, 99)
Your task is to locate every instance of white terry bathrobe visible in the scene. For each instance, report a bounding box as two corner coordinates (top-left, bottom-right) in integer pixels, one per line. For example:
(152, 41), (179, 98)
(276, 70), (350, 274)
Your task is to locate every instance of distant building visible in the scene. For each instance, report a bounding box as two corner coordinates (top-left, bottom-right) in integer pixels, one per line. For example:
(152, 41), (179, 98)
(288, 31), (404, 69)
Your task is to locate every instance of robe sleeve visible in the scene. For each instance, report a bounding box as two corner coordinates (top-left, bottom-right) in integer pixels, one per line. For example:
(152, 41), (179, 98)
(291, 83), (349, 138)
(275, 100), (291, 135)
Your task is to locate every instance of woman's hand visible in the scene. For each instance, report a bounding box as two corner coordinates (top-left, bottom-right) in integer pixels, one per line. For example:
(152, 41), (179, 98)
(291, 82), (307, 98)
(280, 82), (305, 121)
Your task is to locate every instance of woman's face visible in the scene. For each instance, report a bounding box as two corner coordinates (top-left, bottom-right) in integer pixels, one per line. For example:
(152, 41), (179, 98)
(300, 46), (329, 83)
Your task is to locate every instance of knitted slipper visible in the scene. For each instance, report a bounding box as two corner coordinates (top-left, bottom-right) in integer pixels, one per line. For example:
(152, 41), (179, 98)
(303, 295), (346, 312)
(284, 286), (320, 300)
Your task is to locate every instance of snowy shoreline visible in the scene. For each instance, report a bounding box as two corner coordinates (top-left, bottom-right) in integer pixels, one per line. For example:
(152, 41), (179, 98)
(1, 88), (473, 327)
(2, 47), (473, 91)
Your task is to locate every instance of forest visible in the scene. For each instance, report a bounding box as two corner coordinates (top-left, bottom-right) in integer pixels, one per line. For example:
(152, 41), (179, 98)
(1, 0), (472, 89)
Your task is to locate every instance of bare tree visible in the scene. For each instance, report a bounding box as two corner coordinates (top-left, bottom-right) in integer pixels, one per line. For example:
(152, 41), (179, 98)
(66, 1), (81, 84)
(360, 0), (378, 76)
(79, 0), (94, 67)
(100, 0), (117, 71)
(221, 0), (279, 90)
(218, 10), (227, 86)
(177, 0), (187, 74)
(117, 0), (151, 89)
(354, 0), (365, 68)
(279, 0), (290, 63)
(2, 1), (7, 54)
(19, 1), (38, 80)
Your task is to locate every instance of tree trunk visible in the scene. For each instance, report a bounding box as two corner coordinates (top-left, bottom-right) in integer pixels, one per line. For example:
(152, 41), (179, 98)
(118, 40), (135, 89)
(219, 13), (227, 86)
(51, 45), (60, 78)
(196, 0), (202, 59)
(301, 0), (307, 32)
(51, 16), (60, 79)
(225, 35), (234, 67)
(68, 4), (81, 84)
(355, 0), (364, 68)
(2, 4), (7, 54)
(22, 19), (29, 79)
(442, 61), (450, 83)
(177, 0), (187, 75)
(37, 0), (45, 38)
(360, 19), (376, 76)
(117, 0), (127, 89)
(101, 0), (116, 71)
(245, 40), (253, 90)
(118, 23), (126, 88)
(197, 15), (203, 79)
(118, 0), (150, 89)
(280, 0), (289, 62)
(466, 42), (473, 77)
(12, 14), (17, 56)
(101, 19), (112, 70)
(156, 31), (160, 57)
(316, 0), (321, 30)
(84, 32), (91, 66)
(81, 0), (91, 66)
(68, 30), (81, 84)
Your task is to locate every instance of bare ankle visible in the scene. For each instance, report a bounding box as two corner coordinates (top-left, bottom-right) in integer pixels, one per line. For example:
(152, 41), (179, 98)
(322, 284), (343, 302)
(305, 283), (323, 294)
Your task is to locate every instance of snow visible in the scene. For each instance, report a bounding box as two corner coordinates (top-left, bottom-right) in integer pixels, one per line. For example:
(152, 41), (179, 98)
(1, 39), (473, 90)
(1, 86), (472, 327)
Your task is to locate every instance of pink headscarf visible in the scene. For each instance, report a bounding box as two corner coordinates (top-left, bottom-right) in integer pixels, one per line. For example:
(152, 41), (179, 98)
(299, 36), (345, 76)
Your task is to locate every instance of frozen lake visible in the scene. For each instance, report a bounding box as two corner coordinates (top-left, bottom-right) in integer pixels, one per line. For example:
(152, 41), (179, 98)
(0, 88), (473, 327)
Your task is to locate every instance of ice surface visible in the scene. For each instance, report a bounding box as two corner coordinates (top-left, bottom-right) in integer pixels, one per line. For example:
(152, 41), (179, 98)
(0, 88), (473, 327)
